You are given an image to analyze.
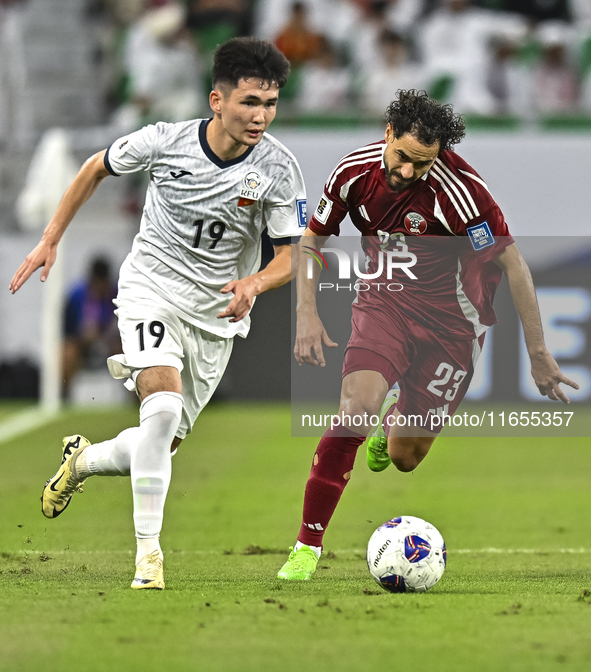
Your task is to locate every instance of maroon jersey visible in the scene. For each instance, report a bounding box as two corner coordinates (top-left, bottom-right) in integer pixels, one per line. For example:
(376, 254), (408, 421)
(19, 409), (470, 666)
(308, 141), (514, 340)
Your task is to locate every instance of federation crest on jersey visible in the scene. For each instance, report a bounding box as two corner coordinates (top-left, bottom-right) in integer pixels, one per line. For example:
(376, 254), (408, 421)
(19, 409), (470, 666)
(404, 212), (427, 235)
(240, 171), (262, 200)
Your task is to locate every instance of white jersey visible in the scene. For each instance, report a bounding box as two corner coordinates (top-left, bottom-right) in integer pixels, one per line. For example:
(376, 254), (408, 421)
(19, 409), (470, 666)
(105, 118), (306, 338)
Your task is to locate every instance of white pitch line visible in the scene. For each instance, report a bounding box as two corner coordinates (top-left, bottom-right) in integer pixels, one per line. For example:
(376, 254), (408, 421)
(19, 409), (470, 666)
(455, 548), (591, 555)
(337, 548), (591, 555)
(6, 548), (591, 556)
(0, 406), (61, 445)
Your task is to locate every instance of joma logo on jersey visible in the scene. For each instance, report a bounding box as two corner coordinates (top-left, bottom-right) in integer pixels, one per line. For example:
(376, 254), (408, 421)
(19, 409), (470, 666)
(170, 170), (192, 179)
(240, 171), (261, 200)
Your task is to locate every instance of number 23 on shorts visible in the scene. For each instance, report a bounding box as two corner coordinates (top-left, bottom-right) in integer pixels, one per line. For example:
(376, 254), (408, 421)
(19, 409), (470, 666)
(427, 362), (468, 402)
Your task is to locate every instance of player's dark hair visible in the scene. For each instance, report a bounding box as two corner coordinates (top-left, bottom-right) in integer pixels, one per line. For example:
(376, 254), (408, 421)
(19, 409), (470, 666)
(212, 37), (291, 90)
(385, 90), (466, 151)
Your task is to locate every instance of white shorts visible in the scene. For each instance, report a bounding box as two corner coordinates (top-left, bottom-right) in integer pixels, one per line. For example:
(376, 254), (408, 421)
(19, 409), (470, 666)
(107, 296), (233, 440)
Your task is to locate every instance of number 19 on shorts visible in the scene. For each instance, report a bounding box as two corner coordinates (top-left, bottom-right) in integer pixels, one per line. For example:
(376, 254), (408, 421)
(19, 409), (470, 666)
(135, 321), (165, 350)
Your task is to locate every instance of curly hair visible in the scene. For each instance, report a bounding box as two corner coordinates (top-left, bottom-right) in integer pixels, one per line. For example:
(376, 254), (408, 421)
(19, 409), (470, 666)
(385, 90), (466, 151)
(212, 38), (291, 90)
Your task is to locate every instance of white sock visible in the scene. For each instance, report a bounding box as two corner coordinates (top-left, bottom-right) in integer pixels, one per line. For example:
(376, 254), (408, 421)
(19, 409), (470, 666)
(135, 536), (162, 564)
(131, 391), (183, 539)
(71, 448), (91, 480)
(295, 541), (322, 558)
(80, 427), (140, 477)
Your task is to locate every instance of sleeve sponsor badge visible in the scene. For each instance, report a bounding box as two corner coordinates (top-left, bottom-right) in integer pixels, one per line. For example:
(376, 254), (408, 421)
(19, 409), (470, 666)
(467, 221), (495, 251)
(297, 199), (307, 228)
(314, 196), (332, 225)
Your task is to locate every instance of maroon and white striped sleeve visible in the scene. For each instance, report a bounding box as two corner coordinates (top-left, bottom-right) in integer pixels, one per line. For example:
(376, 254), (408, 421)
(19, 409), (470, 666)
(309, 141), (385, 236)
(430, 152), (513, 259)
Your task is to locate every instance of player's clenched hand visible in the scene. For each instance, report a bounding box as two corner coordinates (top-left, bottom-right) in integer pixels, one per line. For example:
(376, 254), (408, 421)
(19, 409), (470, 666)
(217, 278), (256, 323)
(294, 312), (338, 367)
(9, 238), (58, 294)
(530, 350), (579, 404)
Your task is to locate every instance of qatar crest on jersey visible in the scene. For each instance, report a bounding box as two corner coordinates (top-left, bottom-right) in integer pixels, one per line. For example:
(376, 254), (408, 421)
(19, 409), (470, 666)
(240, 170), (262, 201)
(404, 212), (427, 235)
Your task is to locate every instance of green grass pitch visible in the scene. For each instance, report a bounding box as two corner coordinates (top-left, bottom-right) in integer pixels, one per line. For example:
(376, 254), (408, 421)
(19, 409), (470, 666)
(1, 402), (591, 671)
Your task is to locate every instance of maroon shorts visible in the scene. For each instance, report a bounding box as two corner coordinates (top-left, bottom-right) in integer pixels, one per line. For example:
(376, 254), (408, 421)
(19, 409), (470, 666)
(342, 305), (486, 434)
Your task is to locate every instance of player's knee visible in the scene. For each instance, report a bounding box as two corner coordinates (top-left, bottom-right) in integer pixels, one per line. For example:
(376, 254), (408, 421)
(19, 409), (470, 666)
(137, 366), (183, 402)
(338, 398), (380, 425)
(140, 391), (184, 443)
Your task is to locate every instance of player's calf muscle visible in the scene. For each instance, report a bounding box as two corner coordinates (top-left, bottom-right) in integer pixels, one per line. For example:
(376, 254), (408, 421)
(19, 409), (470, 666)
(390, 454), (420, 473)
(388, 436), (434, 472)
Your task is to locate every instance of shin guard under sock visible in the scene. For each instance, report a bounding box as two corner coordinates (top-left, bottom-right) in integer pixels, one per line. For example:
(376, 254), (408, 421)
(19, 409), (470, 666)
(131, 391), (183, 538)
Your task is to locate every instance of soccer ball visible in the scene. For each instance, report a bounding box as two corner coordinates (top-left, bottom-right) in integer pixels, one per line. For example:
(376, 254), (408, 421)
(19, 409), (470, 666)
(366, 515), (446, 593)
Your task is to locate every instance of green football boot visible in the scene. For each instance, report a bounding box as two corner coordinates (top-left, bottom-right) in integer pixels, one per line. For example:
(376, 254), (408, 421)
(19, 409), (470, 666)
(366, 389), (400, 472)
(41, 435), (90, 519)
(277, 545), (319, 580)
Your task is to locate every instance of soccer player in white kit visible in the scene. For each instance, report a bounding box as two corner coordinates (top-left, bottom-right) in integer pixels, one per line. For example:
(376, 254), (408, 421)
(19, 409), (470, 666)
(9, 38), (306, 590)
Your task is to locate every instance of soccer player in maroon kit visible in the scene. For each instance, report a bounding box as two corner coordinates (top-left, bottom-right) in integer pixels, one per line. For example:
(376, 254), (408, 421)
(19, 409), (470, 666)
(277, 90), (578, 580)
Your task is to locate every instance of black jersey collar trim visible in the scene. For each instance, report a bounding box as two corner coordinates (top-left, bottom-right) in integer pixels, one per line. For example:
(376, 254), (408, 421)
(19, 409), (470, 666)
(199, 119), (255, 168)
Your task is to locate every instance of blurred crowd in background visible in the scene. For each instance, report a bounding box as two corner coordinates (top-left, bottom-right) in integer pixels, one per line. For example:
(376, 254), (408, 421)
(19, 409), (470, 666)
(4, 0), (591, 148)
(86, 0), (591, 121)
(72, 0), (591, 119)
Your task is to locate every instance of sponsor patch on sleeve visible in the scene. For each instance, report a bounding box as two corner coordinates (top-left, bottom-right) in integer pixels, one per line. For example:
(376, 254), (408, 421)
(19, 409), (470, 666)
(314, 196), (332, 225)
(297, 199), (307, 228)
(467, 221), (495, 251)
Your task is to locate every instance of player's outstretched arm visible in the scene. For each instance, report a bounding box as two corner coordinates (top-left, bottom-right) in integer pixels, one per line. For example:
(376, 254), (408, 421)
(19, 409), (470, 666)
(217, 240), (295, 323)
(293, 229), (338, 367)
(9, 150), (110, 294)
(494, 243), (579, 403)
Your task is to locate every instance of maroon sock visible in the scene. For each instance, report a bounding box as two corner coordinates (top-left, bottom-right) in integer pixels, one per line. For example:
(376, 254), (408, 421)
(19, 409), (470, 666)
(297, 427), (365, 548)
